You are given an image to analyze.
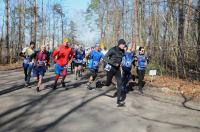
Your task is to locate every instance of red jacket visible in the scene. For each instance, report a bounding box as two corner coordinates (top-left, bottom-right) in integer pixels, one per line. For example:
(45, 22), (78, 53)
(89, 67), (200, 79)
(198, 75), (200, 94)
(36, 51), (49, 62)
(52, 44), (74, 66)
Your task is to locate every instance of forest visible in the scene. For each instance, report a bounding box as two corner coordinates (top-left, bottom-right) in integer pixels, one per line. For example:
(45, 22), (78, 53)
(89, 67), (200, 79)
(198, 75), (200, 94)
(0, 0), (200, 80)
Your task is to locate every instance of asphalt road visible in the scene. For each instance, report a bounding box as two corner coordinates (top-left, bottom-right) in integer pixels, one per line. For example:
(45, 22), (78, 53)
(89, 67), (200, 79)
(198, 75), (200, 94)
(0, 68), (200, 132)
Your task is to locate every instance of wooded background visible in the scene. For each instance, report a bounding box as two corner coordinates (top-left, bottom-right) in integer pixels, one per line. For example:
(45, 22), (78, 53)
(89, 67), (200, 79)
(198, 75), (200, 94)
(0, 0), (78, 64)
(0, 0), (200, 80)
(86, 0), (200, 80)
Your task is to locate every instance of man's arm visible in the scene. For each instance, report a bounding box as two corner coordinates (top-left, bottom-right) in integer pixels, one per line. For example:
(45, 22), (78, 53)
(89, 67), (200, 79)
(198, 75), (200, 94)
(89, 51), (94, 60)
(19, 48), (27, 58)
(52, 47), (60, 59)
(69, 49), (74, 64)
(102, 48), (115, 65)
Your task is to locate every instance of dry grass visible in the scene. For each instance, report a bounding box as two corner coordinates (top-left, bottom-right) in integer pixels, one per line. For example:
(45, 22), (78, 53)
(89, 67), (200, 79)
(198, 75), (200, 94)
(0, 62), (22, 71)
(146, 75), (200, 100)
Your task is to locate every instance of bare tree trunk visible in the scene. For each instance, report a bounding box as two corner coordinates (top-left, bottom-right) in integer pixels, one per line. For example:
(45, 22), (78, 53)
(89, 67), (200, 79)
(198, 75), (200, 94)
(6, 0), (9, 64)
(42, 0), (44, 44)
(134, 0), (139, 46)
(53, 12), (55, 49)
(22, 0), (26, 47)
(197, 0), (200, 79)
(61, 15), (64, 43)
(33, 0), (36, 43)
(18, 0), (22, 58)
(177, 0), (186, 78)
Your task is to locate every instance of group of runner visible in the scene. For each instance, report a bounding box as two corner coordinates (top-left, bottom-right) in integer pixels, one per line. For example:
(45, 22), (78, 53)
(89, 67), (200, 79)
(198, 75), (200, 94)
(20, 38), (148, 107)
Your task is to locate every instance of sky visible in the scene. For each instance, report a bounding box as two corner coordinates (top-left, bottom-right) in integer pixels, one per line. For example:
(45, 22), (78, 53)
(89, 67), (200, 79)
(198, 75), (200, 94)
(55, 0), (99, 47)
(0, 0), (99, 47)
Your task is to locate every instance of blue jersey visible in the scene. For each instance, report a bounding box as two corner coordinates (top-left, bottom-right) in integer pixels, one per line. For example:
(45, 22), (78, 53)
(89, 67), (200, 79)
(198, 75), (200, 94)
(89, 50), (103, 69)
(122, 51), (134, 69)
(137, 54), (147, 70)
(74, 50), (85, 63)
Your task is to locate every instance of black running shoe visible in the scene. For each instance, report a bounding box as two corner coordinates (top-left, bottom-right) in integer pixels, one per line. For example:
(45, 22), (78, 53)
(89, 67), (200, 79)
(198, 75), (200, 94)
(117, 101), (125, 107)
(53, 83), (57, 90)
(96, 81), (103, 88)
(36, 87), (40, 92)
(87, 83), (93, 90)
(61, 80), (65, 87)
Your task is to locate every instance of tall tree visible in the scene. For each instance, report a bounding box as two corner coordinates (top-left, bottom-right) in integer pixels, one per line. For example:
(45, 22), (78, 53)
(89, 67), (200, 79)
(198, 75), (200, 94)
(33, 0), (36, 43)
(134, 0), (139, 46)
(197, 0), (200, 76)
(6, 0), (9, 63)
(42, 0), (45, 44)
(18, 0), (22, 56)
(69, 20), (77, 46)
(177, 0), (186, 78)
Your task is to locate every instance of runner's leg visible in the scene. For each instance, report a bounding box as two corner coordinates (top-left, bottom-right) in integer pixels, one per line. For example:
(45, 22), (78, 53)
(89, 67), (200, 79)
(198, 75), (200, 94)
(27, 64), (33, 84)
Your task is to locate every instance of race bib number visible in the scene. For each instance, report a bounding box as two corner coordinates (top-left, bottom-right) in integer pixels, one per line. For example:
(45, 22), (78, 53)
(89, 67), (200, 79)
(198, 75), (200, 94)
(23, 59), (29, 64)
(64, 65), (68, 69)
(104, 64), (112, 72)
(83, 58), (87, 63)
(124, 61), (132, 68)
(93, 61), (99, 67)
(37, 61), (45, 67)
(77, 59), (83, 63)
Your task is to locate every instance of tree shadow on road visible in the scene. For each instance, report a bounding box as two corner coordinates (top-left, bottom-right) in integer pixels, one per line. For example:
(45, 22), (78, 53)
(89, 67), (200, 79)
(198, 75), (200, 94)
(33, 87), (115, 132)
(181, 93), (200, 112)
(0, 76), (55, 96)
(0, 89), (55, 130)
(128, 112), (200, 130)
(0, 79), (99, 131)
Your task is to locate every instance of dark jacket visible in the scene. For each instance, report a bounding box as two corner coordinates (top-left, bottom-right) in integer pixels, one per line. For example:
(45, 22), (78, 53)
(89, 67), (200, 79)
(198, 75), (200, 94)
(103, 46), (124, 67)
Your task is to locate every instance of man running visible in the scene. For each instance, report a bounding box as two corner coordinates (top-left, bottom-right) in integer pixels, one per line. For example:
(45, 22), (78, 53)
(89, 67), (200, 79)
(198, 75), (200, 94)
(20, 41), (36, 87)
(121, 42), (135, 99)
(33, 45), (49, 92)
(87, 44), (103, 90)
(97, 39), (126, 106)
(74, 46), (85, 80)
(136, 47), (148, 94)
(52, 38), (74, 89)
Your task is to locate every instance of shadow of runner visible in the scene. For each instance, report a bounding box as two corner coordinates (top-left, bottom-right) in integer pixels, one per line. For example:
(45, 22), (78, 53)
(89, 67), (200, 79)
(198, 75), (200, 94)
(0, 79), (91, 130)
(0, 76), (55, 96)
(0, 89), (56, 128)
(33, 87), (115, 132)
(43, 80), (88, 91)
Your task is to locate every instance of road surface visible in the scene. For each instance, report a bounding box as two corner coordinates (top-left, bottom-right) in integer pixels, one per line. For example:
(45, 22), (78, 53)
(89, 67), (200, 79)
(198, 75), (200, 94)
(0, 68), (200, 132)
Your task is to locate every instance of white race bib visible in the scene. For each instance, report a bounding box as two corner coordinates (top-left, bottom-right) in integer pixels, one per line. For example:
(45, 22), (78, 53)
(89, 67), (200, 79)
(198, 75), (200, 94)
(104, 64), (112, 72)
(93, 61), (99, 67)
(77, 59), (83, 63)
(37, 61), (45, 67)
(23, 59), (29, 64)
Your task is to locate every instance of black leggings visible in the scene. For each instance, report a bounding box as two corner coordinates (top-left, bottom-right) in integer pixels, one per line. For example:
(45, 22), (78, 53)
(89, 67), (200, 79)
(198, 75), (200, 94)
(103, 66), (126, 103)
(137, 69), (145, 90)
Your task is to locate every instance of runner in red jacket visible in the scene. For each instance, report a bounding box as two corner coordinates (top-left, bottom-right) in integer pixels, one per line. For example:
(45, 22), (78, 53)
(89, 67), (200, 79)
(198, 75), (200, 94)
(52, 38), (74, 89)
(33, 45), (49, 92)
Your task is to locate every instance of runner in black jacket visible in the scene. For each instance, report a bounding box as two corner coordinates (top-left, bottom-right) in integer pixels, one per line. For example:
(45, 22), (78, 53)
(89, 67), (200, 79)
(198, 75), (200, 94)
(97, 39), (126, 107)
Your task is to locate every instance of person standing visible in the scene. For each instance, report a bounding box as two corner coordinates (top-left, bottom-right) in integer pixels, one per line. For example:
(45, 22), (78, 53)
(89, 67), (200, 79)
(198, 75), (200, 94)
(52, 38), (74, 89)
(20, 41), (36, 87)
